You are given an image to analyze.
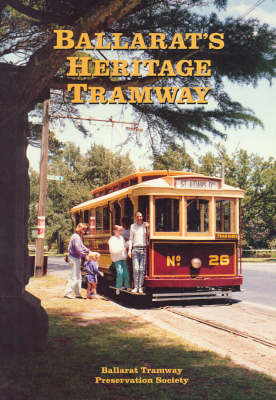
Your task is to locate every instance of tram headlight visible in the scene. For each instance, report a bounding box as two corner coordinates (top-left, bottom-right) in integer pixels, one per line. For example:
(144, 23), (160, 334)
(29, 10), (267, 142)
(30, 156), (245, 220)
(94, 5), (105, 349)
(191, 257), (202, 269)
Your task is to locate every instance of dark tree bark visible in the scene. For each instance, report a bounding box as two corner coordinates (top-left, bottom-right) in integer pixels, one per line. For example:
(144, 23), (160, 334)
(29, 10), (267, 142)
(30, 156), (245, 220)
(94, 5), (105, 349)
(0, 96), (48, 353)
(0, 0), (143, 353)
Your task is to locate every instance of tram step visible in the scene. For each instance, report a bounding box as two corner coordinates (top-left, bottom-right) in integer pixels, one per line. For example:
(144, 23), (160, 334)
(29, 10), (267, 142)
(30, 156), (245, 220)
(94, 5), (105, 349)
(152, 290), (232, 302)
(109, 286), (146, 295)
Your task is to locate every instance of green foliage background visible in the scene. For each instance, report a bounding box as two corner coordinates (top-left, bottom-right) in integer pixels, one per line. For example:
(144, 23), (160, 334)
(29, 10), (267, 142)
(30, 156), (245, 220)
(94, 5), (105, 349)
(29, 140), (276, 251)
(28, 142), (135, 251)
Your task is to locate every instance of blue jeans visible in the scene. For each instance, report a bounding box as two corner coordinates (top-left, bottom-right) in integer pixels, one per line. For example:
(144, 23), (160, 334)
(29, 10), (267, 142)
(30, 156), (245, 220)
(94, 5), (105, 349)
(132, 247), (146, 288)
(114, 259), (130, 289)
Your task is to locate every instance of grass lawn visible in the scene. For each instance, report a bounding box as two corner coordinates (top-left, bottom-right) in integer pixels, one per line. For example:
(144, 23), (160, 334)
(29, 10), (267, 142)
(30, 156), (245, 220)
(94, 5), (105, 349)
(1, 275), (275, 400)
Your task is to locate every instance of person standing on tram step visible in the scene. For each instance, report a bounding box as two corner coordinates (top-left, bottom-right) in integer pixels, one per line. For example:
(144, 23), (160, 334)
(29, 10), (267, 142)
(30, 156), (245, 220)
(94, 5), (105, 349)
(108, 225), (130, 295)
(64, 223), (92, 299)
(128, 211), (149, 294)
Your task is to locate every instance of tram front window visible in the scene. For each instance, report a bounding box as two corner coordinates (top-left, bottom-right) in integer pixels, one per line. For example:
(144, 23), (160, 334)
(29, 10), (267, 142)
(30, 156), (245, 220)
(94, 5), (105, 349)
(216, 199), (235, 232)
(155, 198), (179, 232)
(187, 199), (209, 232)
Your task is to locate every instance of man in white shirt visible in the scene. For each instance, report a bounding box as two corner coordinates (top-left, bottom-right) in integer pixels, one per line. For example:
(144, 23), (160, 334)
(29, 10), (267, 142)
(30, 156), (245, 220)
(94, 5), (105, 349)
(108, 225), (130, 294)
(128, 211), (149, 293)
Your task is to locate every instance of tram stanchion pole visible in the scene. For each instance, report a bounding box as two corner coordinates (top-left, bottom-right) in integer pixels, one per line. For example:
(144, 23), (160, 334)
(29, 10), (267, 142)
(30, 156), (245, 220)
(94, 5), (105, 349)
(35, 97), (50, 277)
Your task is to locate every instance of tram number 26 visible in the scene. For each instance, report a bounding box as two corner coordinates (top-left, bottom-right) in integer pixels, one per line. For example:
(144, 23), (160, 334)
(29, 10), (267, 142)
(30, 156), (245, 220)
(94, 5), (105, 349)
(209, 254), (230, 266)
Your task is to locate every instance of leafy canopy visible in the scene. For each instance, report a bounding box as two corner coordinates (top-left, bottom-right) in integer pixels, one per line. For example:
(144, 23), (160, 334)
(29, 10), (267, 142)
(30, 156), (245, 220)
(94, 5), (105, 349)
(1, 0), (276, 153)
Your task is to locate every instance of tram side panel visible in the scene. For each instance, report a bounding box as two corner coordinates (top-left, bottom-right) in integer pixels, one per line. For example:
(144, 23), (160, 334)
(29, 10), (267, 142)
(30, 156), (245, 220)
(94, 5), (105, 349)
(146, 240), (242, 291)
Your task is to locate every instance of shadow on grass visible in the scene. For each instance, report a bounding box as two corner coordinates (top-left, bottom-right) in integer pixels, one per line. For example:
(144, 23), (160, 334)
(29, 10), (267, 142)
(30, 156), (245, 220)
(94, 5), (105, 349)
(1, 310), (276, 400)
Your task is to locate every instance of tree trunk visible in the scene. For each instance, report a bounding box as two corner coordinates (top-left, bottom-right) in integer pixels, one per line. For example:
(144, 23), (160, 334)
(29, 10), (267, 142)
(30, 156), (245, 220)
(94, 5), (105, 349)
(0, 112), (48, 353)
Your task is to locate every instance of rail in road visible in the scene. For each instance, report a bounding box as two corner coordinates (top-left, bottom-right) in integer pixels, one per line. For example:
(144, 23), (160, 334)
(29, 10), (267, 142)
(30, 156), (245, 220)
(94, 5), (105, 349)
(162, 307), (276, 349)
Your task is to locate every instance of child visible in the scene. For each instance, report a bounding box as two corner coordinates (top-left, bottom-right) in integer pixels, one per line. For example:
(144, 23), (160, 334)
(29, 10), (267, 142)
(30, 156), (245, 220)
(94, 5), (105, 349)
(84, 252), (104, 299)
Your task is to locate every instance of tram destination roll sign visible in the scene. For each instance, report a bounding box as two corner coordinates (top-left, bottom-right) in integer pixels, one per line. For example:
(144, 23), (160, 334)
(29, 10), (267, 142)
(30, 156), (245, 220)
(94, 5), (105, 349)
(175, 178), (220, 189)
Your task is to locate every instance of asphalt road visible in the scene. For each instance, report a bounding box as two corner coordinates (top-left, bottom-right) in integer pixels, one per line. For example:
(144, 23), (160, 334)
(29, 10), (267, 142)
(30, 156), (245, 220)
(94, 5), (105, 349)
(232, 262), (276, 308)
(47, 257), (276, 308)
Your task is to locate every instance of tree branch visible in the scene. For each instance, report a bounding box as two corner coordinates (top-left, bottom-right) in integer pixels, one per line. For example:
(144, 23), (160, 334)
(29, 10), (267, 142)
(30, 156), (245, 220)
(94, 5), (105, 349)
(1, 0), (144, 126)
(5, 0), (72, 24)
(0, 0), (8, 13)
(50, 75), (160, 90)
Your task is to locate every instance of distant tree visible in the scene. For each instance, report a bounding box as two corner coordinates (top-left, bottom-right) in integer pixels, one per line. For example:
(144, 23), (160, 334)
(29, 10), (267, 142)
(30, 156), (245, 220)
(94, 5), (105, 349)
(199, 146), (276, 248)
(29, 142), (135, 251)
(84, 144), (135, 188)
(152, 143), (276, 248)
(153, 143), (197, 171)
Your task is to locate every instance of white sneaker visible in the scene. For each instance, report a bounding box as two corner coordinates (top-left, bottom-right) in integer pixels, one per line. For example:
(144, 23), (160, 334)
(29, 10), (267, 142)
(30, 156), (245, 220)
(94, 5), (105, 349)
(64, 295), (74, 299)
(138, 288), (143, 294)
(131, 287), (138, 293)
(116, 288), (120, 295)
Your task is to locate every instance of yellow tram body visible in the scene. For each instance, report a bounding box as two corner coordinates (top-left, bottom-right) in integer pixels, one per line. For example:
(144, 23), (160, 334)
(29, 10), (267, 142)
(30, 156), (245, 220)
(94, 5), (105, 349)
(71, 170), (244, 301)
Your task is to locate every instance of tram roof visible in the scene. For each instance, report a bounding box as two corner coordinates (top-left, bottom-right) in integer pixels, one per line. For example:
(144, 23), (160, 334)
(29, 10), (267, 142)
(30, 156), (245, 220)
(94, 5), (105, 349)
(71, 170), (244, 212)
(91, 170), (210, 198)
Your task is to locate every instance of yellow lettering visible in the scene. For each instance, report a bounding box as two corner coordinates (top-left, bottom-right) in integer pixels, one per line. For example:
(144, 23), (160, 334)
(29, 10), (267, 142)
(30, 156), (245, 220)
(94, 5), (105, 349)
(220, 255), (230, 265)
(129, 33), (147, 50)
(159, 60), (176, 76)
(143, 60), (159, 76)
(109, 87), (127, 104)
(67, 84), (87, 103)
(168, 33), (187, 50)
(209, 255), (219, 266)
(193, 87), (210, 104)
(131, 60), (143, 77)
(155, 87), (178, 104)
(93, 60), (110, 77)
(177, 87), (196, 104)
(112, 60), (130, 77)
(53, 29), (74, 49)
(94, 33), (111, 50)
(194, 60), (211, 76)
(149, 33), (167, 49)
(185, 33), (202, 49)
(75, 32), (93, 49)
(67, 57), (91, 77)
(167, 256), (175, 267)
(88, 87), (108, 104)
(209, 33), (224, 50)
(113, 33), (129, 50)
(175, 60), (193, 76)
(128, 87), (153, 104)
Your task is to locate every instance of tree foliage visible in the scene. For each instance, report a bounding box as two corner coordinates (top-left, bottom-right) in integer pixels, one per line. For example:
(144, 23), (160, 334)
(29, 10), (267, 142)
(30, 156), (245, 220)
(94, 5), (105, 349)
(153, 142), (196, 171)
(154, 144), (276, 248)
(28, 142), (135, 251)
(1, 0), (276, 153)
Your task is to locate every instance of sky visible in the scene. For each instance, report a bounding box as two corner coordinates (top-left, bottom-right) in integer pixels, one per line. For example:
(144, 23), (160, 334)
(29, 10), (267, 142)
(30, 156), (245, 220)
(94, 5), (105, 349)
(27, 0), (276, 172)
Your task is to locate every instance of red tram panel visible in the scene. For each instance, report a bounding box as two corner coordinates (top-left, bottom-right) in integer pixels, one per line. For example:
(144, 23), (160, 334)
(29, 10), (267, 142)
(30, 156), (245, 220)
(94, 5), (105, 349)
(146, 241), (242, 289)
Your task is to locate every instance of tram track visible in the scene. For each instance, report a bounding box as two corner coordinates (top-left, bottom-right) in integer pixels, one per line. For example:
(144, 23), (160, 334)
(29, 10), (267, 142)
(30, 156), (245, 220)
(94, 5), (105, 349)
(161, 307), (276, 350)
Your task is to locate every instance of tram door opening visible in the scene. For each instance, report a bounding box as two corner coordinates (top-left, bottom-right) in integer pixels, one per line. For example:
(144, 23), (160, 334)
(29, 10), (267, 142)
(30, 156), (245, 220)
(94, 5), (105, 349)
(138, 196), (149, 221)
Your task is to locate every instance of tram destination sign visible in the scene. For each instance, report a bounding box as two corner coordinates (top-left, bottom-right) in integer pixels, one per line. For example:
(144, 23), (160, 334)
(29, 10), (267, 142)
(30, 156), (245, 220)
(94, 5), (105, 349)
(175, 178), (220, 189)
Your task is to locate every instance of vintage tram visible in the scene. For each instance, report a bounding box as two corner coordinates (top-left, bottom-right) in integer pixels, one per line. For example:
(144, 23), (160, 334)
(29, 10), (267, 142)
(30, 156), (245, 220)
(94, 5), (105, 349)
(71, 170), (244, 302)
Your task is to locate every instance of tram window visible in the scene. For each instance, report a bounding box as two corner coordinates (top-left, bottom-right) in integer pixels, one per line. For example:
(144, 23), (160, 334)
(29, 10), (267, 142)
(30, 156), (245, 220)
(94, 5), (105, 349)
(138, 196), (149, 221)
(187, 199), (209, 232)
(75, 212), (81, 225)
(114, 202), (121, 225)
(124, 197), (134, 225)
(155, 198), (179, 232)
(103, 206), (110, 231)
(216, 199), (235, 232)
(96, 208), (103, 231)
(84, 210), (89, 224)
